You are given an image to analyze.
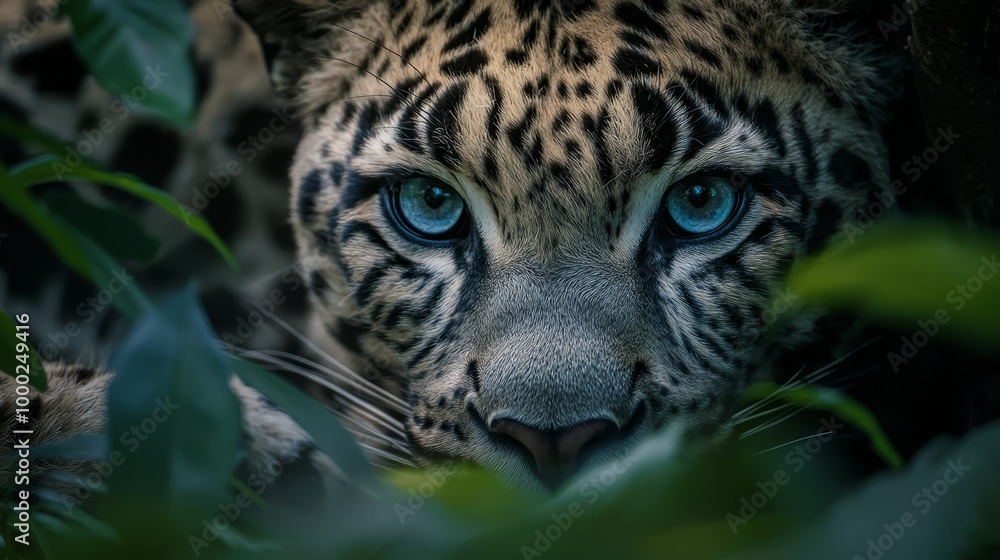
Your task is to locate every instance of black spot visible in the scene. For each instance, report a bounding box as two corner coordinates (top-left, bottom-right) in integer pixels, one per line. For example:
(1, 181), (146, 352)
(559, 0), (596, 19)
(630, 361), (649, 390)
(309, 270), (330, 293)
(791, 104), (818, 184)
(612, 48), (661, 77)
(466, 360), (481, 392)
(619, 30), (653, 50)
(441, 49), (489, 76)
(552, 109), (572, 133)
(350, 101), (381, 155)
(506, 105), (538, 162)
(297, 169), (324, 222)
(341, 220), (394, 253)
(680, 69), (729, 119)
(445, 0), (473, 29)
(109, 124), (182, 190)
(606, 80), (623, 99)
(575, 81), (593, 98)
(397, 82), (442, 152)
(615, 2), (671, 40)
(401, 36), (428, 60)
(427, 82), (469, 166)
(746, 100), (787, 157)
(442, 7), (492, 53)
(631, 82), (679, 170)
(569, 36), (597, 69)
(329, 161), (346, 186)
(483, 76), (503, 139)
(807, 199), (843, 253)
(514, 0), (536, 18)
(745, 57), (764, 77)
(338, 171), (382, 211)
(829, 148), (872, 188)
(673, 86), (726, 161)
(556, 81), (569, 99)
(11, 38), (88, 95)
(770, 49), (790, 73)
(684, 40), (722, 69)
(505, 49), (529, 64)
(682, 4), (706, 20)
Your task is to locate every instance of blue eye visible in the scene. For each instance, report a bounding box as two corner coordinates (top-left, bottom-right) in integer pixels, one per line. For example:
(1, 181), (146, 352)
(663, 175), (740, 236)
(391, 177), (468, 240)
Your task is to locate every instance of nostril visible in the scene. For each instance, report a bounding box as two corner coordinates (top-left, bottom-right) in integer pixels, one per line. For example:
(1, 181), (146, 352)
(489, 417), (617, 486)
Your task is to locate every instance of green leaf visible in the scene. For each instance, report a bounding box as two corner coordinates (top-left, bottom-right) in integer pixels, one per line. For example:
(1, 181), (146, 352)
(106, 286), (242, 518)
(738, 419), (1000, 560)
(10, 154), (238, 270)
(0, 306), (46, 390)
(0, 180), (152, 319)
(0, 112), (76, 157)
(43, 189), (160, 264)
(788, 219), (1000, 345)
(742, 382), (903, 468)
(229, 356), (395, 502)
(64, 0), (196, 127)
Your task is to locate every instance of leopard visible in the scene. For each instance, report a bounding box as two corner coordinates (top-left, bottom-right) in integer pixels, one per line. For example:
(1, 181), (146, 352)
(1, 0), (904, 499)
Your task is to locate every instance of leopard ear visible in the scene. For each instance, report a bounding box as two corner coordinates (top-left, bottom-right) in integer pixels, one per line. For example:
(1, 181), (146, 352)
(233, 0), (367, 101)
(794, 0), (908, 127)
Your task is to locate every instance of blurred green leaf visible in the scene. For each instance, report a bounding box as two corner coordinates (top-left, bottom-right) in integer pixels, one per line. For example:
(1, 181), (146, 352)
(229, 357), (395, 503)
(10, 154), (238, 270)
(107, 286), (242, 520)
(0, 306), (46, 390)
(0, 113), (78, 158)
(737, 420), (1000, 560)
(64, 0), (196, 127)
(1, 177), (150, 318)
(43, 189), (160, 264)
(742, 382), (903, 468)
(788, 219), (1000, 344)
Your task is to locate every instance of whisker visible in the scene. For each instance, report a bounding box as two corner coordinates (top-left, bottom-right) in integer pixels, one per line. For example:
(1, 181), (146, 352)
(732, 402), (796, 426)
(258, 348), (407, 412)
(227, 345), (409, 439)
(731, 365), (806, 420)
(751, 430), (834, 456)
(328, 23), (432, 93)
(356, 442), (418, 468)
(263, 314), (408, 410)
(740, 405), (810, 439)
(316, 55), (444, 130)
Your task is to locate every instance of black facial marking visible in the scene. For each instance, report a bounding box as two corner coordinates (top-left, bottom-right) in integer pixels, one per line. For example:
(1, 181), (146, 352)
(297, 169), (324, 222)
(445, 0), (474, 29)
(630, 82), (679, 170)
(441, 48), (489, 76)
(806, 198), (844, 254)
(615, 2), (671, 40)
(427, 82), (470, 166)
(612, 48), (662, 77)
(684, 40), (722, 69)
(350, 101), (381, 155)
(483, 75), (504, 140)
(829, 148), (872, 188)
(791, 104), (818, 184)
(442, 7), (492, 53)
(745, 99), (787, 157)
(466, 360), (481, 393)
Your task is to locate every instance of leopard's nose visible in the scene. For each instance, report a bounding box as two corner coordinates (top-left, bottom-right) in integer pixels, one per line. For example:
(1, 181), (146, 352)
(489, 417), (617, 487)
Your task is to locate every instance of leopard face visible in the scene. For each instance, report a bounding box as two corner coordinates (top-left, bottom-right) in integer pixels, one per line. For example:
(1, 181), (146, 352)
(238, 0), (896, 491)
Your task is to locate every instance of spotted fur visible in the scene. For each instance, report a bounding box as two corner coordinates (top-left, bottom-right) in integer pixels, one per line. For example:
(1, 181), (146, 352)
(3, 0), (901, 495)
